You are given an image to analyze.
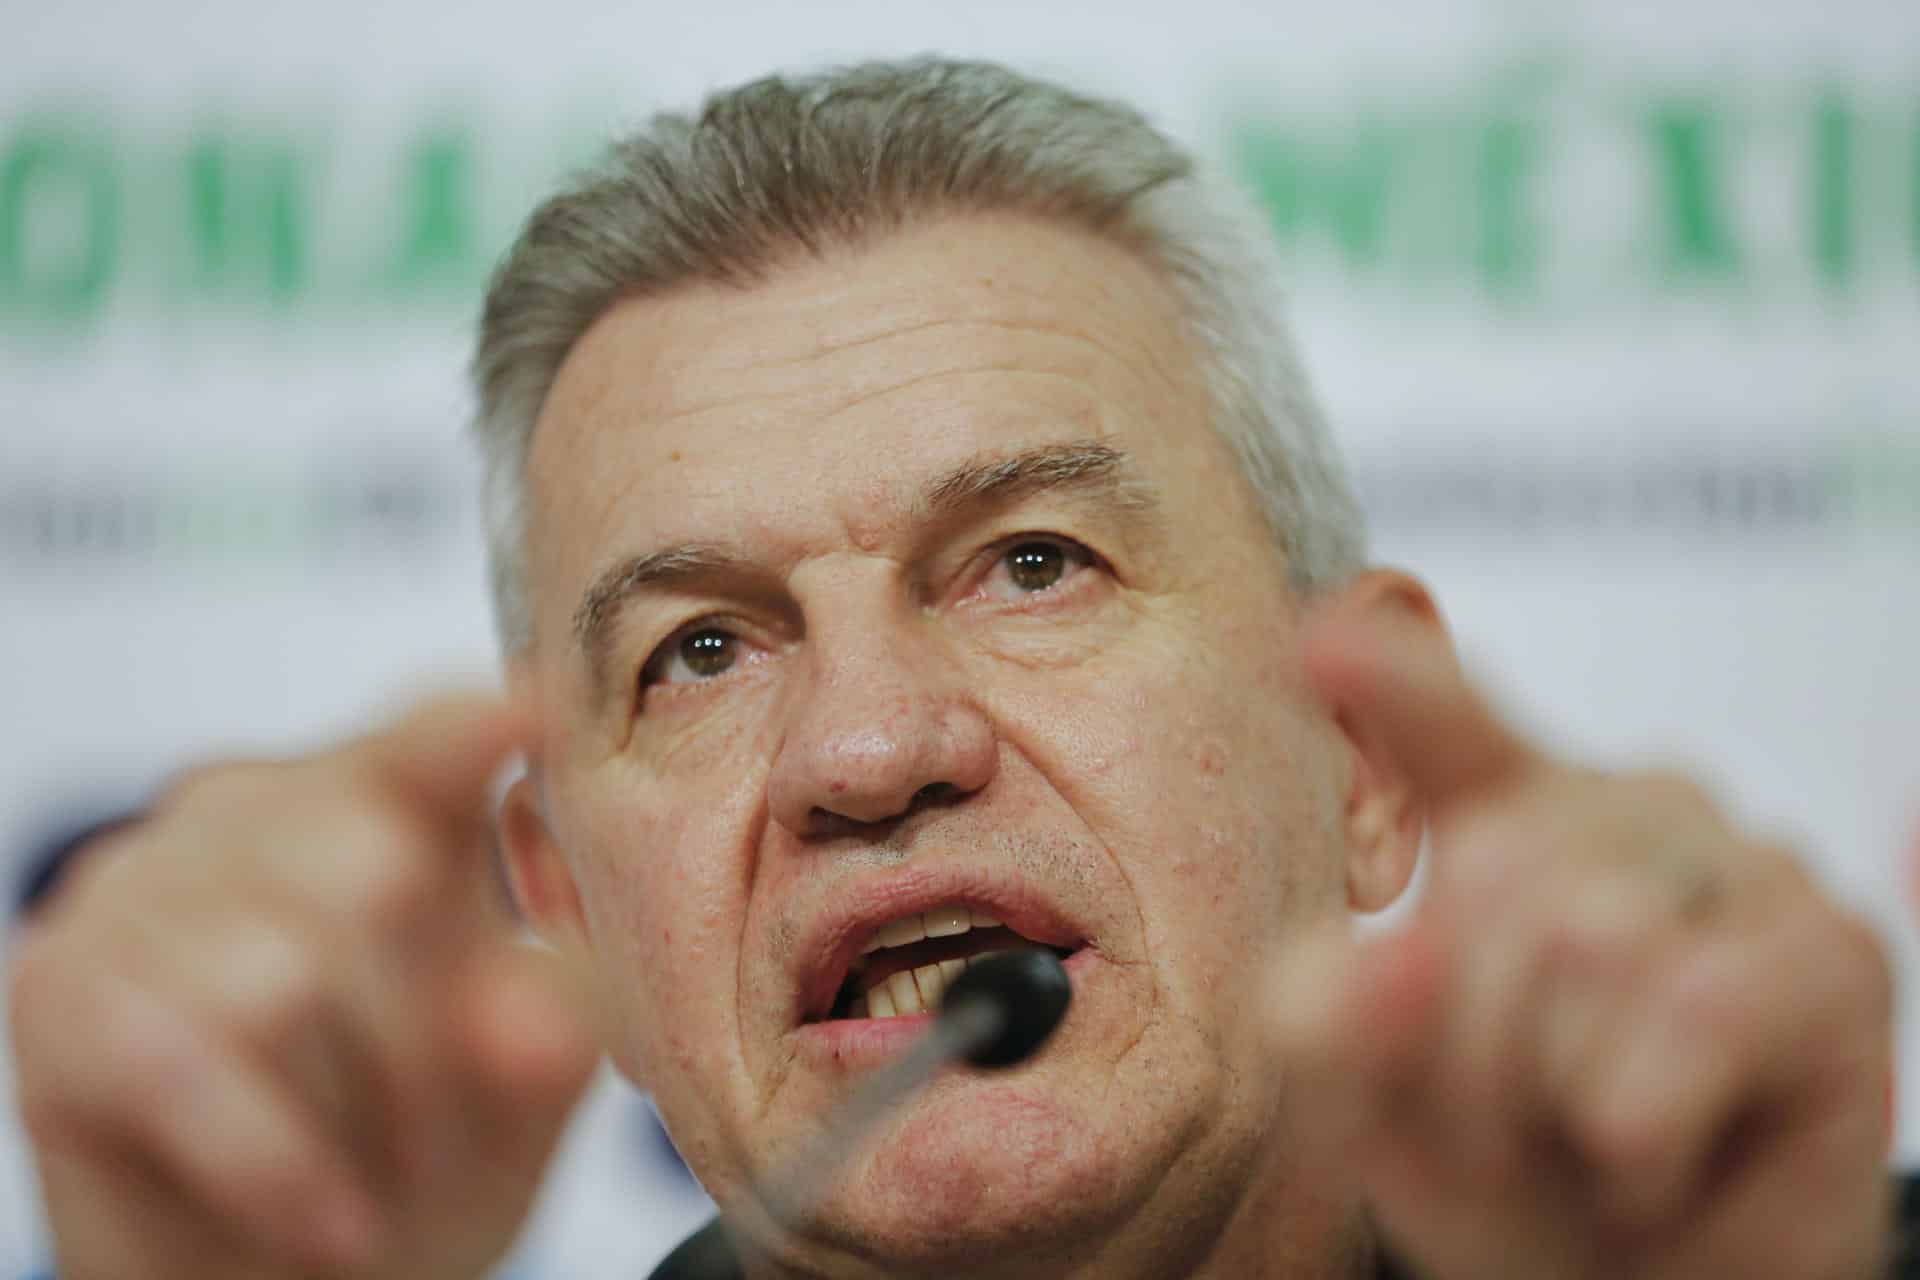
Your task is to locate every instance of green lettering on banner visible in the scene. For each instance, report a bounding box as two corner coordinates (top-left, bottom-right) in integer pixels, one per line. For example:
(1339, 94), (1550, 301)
(185, 129), (309, 301)
(1477, 113), (1540, 294)
(1912, 103), (1920, 269)
(386, 126), (482, 292)
(1473, 58), (1554, 297)
(1644, 99), (1742, 279)
(0, 120), (117, 325)
(1229, 119), (1400, 270)
(1810, 89), (1854, 288)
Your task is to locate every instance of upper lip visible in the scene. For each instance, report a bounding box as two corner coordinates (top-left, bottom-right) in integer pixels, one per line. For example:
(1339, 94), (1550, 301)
(791, 865), (1090, 1023)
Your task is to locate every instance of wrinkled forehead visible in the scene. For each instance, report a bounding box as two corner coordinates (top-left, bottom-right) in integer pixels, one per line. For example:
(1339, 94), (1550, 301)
(520, 215), (1228, 636)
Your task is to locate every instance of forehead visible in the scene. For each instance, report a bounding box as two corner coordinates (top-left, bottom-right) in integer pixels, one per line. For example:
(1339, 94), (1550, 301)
(523, 215), (1220, 628)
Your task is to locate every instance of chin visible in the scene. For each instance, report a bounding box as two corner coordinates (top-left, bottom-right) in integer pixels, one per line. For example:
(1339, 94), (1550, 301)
(802, 1080), (1144, 1272)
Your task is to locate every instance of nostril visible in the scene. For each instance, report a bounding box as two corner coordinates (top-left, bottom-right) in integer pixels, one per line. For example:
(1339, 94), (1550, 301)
(800, 782), (969, 838)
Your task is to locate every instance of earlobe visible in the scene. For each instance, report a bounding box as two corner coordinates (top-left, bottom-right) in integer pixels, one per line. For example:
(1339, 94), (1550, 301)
(500, 773), (590, 953)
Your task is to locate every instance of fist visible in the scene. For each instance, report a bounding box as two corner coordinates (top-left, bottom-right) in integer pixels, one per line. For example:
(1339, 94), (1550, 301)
(8, 696), (600, 1279)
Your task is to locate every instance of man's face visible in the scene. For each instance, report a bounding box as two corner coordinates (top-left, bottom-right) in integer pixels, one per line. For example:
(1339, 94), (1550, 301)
(517, 214), (1359, 1270)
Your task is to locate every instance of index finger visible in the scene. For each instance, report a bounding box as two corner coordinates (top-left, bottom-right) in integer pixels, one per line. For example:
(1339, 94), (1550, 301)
(346, 692), (539, 841)
(1301, 595), (1542, 816)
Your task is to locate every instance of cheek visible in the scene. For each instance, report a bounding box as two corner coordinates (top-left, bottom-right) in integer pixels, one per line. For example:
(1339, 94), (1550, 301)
(1000, 613), (1344, 972)
(644, 678), (776, 779)
(558, 774), (756, 1089)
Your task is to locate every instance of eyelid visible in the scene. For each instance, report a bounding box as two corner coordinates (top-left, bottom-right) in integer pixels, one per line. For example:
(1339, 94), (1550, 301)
(965, 531), (1102, 602)
(638, 616), (754, 689)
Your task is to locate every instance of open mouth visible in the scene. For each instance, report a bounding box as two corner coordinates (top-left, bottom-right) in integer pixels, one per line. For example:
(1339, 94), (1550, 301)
(817, 904), (1078, 1021)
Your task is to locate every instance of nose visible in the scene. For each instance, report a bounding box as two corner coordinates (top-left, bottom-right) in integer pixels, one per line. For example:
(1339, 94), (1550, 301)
(766, 618), (997, 837)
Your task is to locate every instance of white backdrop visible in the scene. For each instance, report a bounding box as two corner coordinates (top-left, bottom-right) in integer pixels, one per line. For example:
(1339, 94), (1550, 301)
(3, 1), (1917, 1274)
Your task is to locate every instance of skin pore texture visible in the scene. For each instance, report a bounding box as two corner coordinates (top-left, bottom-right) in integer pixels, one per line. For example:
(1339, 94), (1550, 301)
(500, 213), (1425, 1279)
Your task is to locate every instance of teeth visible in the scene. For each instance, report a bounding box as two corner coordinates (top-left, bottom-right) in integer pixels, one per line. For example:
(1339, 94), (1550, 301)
(877, 915), (926, 950)
(852, 954), (1018, 1020)
(923, 904), (970, 938)
(840, 905), (1024, 1019)
(912, 959), (948, 1007)
(885, 970), (924, 1016)
(859, 904), (1006, 954)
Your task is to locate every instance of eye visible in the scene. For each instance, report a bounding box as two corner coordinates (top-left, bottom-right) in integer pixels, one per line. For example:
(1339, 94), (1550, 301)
(983, 537), (1093, 601)
(644, 625), (740, 689)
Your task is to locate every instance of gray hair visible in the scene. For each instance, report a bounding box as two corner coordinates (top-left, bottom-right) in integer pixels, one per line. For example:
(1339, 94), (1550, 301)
(471, 57), (1367, 655)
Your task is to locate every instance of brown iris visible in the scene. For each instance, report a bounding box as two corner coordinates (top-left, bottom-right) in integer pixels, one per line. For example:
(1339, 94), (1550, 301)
(1006, 541), (1066, 592)
(679, 628), (735, 677)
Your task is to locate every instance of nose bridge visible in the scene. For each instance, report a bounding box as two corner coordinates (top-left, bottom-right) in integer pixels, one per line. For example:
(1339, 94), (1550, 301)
(767, 575), (994, 834)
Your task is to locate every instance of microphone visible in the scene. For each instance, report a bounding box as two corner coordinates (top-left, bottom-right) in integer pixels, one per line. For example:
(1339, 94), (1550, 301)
(948, 948), (1074, 1067)
(751, 949), (1072, 1239)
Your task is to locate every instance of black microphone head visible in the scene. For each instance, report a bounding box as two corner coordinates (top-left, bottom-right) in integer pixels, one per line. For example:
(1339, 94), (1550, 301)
(941, 949), (1072, 1069)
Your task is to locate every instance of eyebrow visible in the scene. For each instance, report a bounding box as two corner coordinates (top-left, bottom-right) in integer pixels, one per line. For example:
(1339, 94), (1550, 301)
(571, 439), (1159, 688)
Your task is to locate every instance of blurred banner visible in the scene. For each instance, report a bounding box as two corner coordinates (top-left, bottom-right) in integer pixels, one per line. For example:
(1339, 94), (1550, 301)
(3, 1), (1917, 1273)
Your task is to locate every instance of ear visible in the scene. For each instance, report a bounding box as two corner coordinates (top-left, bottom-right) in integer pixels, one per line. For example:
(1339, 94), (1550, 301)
(1323, 570), (1439, 913)
(499, 771), (590, 955)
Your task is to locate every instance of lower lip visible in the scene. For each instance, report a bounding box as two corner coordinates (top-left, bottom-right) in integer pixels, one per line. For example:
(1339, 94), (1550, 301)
(792, 948), (1099, 1073)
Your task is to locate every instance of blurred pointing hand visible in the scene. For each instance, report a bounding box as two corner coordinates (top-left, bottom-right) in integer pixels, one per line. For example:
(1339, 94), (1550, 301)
(1272, 599), (1895, 1280)
(9, 694), (601, 1280)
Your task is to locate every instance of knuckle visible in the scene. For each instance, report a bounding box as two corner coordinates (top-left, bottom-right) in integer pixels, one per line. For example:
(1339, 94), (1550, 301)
(215, 921), (330, 1043)
(98, 981), (201, 1096)
(1567, 1081), (1666, 1183)
(1662, 944), (1750, 1034)
(1540, 882), (1656, 974)
(1539, 916), (1607, 973)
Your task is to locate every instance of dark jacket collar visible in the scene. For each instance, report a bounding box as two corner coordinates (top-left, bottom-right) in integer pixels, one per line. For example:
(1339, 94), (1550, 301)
(646, 1218), (1416, 1279)
(646, 1174), (1920, 1279)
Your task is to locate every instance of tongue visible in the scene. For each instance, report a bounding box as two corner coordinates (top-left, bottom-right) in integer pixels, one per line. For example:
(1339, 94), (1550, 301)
(851, 926), (1033, 996)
